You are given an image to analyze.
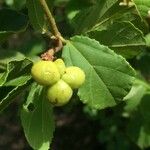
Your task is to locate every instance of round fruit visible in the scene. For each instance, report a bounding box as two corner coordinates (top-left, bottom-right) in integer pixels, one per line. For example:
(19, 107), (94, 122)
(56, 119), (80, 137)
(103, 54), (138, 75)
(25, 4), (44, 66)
(54, 59), (66, 76)
(31, 60), (60, 85)
(47, 79), (73, 106)
(62, 66), (85, 89)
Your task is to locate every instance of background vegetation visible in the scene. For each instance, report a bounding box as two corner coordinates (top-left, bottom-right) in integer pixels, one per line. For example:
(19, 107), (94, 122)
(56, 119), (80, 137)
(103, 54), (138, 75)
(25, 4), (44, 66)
(0, 0), (150, 149)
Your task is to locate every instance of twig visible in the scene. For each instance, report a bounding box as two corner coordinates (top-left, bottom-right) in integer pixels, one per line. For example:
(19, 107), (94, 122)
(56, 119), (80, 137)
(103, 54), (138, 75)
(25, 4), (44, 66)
(39, 0), (60, 36)
(39, 0), (66, 42)
(39, 0), (66, 60)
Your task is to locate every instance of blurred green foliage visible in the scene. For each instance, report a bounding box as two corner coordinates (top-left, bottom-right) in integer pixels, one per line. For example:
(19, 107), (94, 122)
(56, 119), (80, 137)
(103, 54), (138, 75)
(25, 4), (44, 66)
(0, 0), (150, 149)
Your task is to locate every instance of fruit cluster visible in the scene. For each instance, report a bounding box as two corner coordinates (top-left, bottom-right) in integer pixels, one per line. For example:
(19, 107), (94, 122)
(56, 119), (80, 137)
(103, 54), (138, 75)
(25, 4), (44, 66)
(31, 59), (85, 106)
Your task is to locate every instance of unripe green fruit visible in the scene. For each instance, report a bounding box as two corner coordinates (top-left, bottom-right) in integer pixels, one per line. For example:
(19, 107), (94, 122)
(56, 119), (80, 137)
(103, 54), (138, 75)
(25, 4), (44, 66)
(62, 66), (85, 89)
(54, 59), (66, 76)
(47, 79), (73, 106)
(31, 60), (60, 86)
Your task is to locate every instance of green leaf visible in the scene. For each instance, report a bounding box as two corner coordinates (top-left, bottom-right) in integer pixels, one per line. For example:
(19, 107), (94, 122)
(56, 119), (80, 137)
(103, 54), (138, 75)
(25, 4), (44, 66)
(124, 78), (150, 148)
(145, 33), (150, 47)
(140, 94), (150, 124)
(62, 36), (135, 110)
(127, 113), (150, 149)
(88, 21), (146, 58)
(124, 79), (148, 112)
(26, 0), (54, 32)
(0, 50), (25, 86)
(136, 53), (150, 78)
(0, 72), (8, 86)
(4, 58), (32, 85)
(122, 13), (149, 34)
(133, 0), (150, 18)
(127, 94), (150, 149)
(72, 0), (135, 34)
(0, 81), (31, 112)
(26, 0), (47, 32)
(21, 83), (55, 150)
(5, 0), (26, 10)
(13, 0), (26, 10)
(66, 0), (95, 20)
(0, 9), (28, 42)
(0, 58), (32, 112)
(20, 38), (46, 56)
(0, 50), (25, 68)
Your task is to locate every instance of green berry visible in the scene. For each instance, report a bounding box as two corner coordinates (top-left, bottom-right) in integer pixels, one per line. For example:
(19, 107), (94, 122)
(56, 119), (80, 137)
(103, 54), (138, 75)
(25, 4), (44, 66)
(47, 79), (73, 106)
(54, 59), (66, 76)
(31, 60), (60, 86)
(62, 66), (85, 89)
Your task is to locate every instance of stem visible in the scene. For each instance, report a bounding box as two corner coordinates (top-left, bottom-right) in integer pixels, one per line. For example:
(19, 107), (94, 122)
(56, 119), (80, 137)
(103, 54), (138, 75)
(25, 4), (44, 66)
(39, 0), (60, 37)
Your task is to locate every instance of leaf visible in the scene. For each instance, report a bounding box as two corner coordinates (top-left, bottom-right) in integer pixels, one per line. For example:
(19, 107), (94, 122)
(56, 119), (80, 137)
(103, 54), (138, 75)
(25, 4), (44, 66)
(13, 0), (26, 10)
(5, 0), (26, 10)
(0, 50), (25, 67)
(127, 94), (150, 149)
(124, 79), (148, 112)
(88, 21), (146, 58)
(133, 0), (150, 18)
(0, 9), (28, 42)
(0, 80), (31, 112)
(20, 38), (46, 56)
(0, 50), (25, 86)
(72, 0), (136, 34)
(140, 94), (150, 124)
(21, 83), (55, 150)
(0, 58), (33, 112)
(145, 33), (150, 47)
(136, 53), (150, 78)
(124, 79), (150, 148)
(127, 113), (150, 149)
(62, 36), (135, 110)
(122, 13), (149, 34)
(26, 0), (47, 32)
(66, 0), (95, 20)
(4, 58), (32, 85)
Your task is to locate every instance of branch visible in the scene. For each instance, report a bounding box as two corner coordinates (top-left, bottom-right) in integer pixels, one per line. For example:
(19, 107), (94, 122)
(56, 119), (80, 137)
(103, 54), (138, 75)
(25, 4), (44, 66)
(39, 0), (66, 43)
(39, 0), (66, 60)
